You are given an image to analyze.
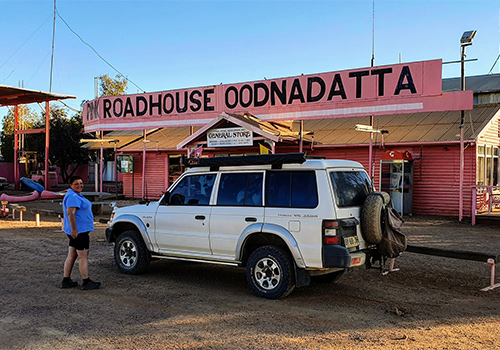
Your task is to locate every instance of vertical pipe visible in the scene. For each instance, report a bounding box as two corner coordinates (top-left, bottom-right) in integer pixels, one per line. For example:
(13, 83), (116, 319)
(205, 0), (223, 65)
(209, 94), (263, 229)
(142, 130), (146, 200)
(100, 140), (104, 194)
(472, 187), (477, 225)
(459, 45), (466, 221)
(14, 105), (19, 189)
(45, 101), (50, 190)
(299, 120), (303, 153)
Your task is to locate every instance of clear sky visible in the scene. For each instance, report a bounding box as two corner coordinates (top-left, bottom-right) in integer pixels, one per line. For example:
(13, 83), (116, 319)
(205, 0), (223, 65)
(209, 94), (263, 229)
(1, 0), (500, 120)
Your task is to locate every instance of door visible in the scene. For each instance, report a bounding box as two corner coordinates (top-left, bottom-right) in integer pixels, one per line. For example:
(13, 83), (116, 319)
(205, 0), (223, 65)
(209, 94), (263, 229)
(210, 172), (265, 258)
(155, 173), (216, 255)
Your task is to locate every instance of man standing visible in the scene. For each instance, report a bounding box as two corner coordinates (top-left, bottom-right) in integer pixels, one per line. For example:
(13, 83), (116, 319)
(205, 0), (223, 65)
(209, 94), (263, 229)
(61, 176), (101, 290)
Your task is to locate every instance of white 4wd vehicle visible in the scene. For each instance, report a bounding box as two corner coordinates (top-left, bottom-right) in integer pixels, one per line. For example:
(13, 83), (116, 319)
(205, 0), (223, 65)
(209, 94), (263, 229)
(106, 153), (379, 299)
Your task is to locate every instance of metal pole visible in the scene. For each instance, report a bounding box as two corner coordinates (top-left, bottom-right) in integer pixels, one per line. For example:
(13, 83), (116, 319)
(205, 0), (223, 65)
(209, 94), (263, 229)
(45, 101), (50, 190)
(459, 45), (466, 221)
(14, 105), (19, 190)
(100, 140), (104, 195)
(299, 120), (303, 153)
(142, 130), (146, 200)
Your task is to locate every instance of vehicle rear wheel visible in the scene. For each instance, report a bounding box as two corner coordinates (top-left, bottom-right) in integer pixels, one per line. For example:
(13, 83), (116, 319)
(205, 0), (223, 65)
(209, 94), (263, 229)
(246, 245), (295, 299)
(114, 230), (150, 274)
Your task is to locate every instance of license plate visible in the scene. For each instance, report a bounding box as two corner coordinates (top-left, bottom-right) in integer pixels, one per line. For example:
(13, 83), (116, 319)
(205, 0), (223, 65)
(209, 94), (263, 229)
(344, 236), (359, 248)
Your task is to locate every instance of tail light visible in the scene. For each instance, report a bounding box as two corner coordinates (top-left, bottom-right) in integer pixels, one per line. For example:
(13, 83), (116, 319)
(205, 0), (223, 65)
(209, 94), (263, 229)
(323, 220), (339, 245)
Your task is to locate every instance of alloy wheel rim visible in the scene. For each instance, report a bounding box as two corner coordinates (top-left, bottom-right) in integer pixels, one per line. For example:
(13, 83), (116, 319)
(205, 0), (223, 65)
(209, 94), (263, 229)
(254, 257), (281, 290)
(119, 240), (137, 267)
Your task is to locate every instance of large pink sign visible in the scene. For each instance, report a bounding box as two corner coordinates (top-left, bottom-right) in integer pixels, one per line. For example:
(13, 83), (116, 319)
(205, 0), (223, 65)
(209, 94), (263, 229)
(83, 59), (472, 132)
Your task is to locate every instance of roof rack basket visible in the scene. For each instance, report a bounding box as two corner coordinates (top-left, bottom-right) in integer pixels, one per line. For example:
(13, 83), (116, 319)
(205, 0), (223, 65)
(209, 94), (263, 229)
(183, 152), (307, 169)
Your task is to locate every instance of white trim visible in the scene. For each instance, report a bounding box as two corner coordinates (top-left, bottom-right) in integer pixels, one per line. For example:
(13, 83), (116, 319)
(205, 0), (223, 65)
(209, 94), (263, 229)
(84, 103), (425, 133)
(255, 103), (424, 121)
(84, 118), (211, 132)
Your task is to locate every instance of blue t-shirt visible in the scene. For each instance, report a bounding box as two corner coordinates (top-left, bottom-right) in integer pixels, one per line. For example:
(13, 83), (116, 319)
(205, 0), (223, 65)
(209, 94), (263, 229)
(63, 188), (94, 235)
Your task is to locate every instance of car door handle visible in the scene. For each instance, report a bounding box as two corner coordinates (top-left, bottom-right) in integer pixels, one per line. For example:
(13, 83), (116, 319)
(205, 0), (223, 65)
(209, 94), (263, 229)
(245, 217), (257, 222)
(195, 215), (205, 220)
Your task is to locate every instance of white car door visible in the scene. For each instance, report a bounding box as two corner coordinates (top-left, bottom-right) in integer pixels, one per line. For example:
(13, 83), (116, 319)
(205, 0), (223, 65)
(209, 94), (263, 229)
(155, 173), (216, 255)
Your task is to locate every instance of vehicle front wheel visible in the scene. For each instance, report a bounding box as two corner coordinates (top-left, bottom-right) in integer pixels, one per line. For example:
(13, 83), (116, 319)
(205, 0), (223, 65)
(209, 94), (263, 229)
(246, 245), (295, 299)
(114, 230), (150, 274)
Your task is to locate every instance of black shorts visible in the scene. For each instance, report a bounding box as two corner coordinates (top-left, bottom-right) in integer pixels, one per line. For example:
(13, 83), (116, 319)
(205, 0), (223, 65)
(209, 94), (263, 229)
(67, 232), (90, 250)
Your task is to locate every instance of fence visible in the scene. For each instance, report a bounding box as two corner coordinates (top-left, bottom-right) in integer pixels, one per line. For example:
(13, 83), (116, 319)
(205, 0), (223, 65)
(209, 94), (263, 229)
(472, 186), (500, 225)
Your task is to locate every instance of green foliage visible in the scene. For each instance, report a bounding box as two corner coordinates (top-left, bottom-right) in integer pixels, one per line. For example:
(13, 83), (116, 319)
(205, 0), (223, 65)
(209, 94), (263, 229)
(0, 106), (42, 162)
(99, 74), (128, 96)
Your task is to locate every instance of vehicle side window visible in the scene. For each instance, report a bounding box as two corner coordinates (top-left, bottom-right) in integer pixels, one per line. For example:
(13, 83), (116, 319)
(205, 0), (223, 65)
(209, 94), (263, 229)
(169, 174), (216, 205)
(266, 171), (318, 208)
(217, 173), (263, 206)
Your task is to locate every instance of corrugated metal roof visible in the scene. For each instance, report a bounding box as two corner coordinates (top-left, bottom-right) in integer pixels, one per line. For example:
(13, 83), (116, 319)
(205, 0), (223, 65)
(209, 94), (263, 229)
(81, 130), (157, 150)
(305, 105), (499, 145)
(0, 84), (76, 106)
(442, 73), (500, 93)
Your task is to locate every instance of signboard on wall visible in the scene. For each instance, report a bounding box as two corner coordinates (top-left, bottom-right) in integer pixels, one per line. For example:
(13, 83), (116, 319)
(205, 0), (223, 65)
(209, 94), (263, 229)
(117, 155), (134, 173)
(207, 127), (253, 147)
(83, 59), (473, 132)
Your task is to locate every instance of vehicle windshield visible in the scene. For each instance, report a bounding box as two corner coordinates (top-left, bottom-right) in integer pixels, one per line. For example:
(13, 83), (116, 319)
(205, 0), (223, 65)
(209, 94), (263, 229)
(329, 170), (373, 207)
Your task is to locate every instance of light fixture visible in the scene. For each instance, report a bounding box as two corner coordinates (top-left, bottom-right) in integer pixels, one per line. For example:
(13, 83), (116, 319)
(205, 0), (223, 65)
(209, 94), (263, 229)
(460, 30), (476, 47)
(355, 124), (389, 134)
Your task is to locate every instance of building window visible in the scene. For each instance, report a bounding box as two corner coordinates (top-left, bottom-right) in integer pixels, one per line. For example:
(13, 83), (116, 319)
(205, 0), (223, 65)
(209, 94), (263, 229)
(477, 145), (499, 186)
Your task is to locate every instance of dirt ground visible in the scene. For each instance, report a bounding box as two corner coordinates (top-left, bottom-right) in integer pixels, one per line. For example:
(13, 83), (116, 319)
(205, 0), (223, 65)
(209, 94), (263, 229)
(1, 198), (499, 350)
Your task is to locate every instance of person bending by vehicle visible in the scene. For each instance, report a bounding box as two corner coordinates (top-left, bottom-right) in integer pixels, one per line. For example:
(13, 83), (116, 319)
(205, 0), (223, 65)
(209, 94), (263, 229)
(61, 176), (101, 290)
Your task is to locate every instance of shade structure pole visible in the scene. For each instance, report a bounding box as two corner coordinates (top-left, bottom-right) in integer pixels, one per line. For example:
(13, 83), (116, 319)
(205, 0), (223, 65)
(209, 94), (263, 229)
(14, 105), (19, 189)
(45, 101), (50, 190)
(142, 130), (146, 200)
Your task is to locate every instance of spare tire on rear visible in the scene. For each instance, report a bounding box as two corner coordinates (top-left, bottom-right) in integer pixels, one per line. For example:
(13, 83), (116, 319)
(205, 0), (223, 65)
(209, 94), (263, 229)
(361, 192), (390, 244)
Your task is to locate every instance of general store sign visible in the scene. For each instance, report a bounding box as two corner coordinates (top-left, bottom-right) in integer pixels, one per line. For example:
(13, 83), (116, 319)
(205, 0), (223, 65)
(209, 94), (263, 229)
(83, 59), (473, 132)
(207, 127), (253, 147)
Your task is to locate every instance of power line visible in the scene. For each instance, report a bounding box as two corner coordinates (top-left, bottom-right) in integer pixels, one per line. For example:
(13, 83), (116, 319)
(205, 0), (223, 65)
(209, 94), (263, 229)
(55, 8), (145, 93)
(488, 53), (500, 74)
(0, 14), (52, 72)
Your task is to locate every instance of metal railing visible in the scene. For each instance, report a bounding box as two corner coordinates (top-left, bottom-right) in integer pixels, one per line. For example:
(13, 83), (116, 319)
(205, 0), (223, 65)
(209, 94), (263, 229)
(472, 186), (500, 225)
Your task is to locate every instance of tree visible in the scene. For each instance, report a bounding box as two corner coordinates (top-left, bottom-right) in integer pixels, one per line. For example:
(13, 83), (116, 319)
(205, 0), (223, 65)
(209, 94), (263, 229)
(0, 106), (42, 162)
(30, 106), (91, 183)
(99, 74), (128, 97)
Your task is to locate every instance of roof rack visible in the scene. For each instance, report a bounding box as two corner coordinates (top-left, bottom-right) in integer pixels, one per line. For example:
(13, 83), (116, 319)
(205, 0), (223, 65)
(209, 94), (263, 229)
(183, 153), (307, 170)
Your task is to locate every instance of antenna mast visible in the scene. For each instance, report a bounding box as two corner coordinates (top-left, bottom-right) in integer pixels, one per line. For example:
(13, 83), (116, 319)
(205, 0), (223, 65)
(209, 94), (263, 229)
(49, 0), (56, 92)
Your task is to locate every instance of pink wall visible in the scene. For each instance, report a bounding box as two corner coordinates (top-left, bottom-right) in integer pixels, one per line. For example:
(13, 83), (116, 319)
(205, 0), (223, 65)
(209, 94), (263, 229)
(0, 163), (14, 182)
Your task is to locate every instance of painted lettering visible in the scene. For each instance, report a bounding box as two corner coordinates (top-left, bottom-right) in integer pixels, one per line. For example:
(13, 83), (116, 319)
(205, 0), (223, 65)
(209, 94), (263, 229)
(349, 70), (370, 98)
(288, 78), (305, 104)
(149, 94), (162, 115)
(371, 68), (392, 96)
(163, 93), (174, 114)
(136, 96), (148, 117)
(327, 74), (347, 100)
(394, 66), (417, 95)
(124, 98), (134, 117)
(225, 86), (238, 109)
(204, 88), (215, 111)
(307, 77), (325, 103)
(189, 90), (202, 112)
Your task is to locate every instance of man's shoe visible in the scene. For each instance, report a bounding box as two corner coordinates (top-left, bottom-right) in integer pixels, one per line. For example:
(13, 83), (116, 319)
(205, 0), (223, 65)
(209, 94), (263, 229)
(60, 278), (78, 289)
(81, 279), (101, 290)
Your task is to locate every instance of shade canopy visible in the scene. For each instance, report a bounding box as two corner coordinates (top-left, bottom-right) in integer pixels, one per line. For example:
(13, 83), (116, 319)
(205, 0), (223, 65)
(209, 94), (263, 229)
(0, 84), (76, 107)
